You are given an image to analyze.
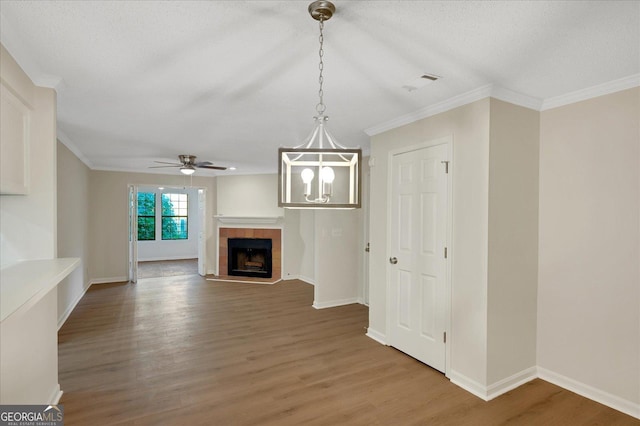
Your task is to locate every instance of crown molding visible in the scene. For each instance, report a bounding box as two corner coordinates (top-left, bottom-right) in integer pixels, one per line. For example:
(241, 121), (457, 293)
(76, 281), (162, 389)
(540, 73), (640, 111)
(365, 85), (493, 136)
(57, 130), (94, 169)
(365, 84), (542, 136)
(365, 74), (639, 137)
(491, 86), (544, 111)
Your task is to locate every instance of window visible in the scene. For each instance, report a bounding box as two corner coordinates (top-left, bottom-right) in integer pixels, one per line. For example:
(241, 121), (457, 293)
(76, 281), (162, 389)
(162, 193), (188, 240)
(137, 192), (156, 240)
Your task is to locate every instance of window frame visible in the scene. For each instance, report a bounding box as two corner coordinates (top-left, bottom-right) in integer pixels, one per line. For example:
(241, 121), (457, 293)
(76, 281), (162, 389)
(137, 192), (156, 241)
(161, 193), (189, 240)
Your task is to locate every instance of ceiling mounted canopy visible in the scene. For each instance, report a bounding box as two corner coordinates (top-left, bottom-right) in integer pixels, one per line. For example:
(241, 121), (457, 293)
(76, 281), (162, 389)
(278, 0), (362, 209)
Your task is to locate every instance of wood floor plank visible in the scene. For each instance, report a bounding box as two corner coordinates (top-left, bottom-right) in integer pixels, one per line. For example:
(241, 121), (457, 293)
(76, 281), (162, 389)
(58, 277), (639, 425)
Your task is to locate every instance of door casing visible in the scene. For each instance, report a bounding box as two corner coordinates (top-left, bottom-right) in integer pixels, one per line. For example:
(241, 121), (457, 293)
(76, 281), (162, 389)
(385, 135), (453, 377)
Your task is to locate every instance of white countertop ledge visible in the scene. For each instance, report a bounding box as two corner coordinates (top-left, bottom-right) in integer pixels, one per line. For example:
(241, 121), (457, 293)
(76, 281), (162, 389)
(0, 258), (80, 322)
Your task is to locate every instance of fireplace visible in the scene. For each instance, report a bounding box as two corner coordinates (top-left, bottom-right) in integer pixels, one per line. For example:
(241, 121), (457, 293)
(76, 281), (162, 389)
(227, 238), (273, 278)
(218, 227), (282, 281)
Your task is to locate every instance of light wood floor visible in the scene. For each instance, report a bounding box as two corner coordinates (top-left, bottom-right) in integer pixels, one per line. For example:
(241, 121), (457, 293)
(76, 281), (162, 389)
(137, 259), (199, 279)
(58, 276), (638, 425)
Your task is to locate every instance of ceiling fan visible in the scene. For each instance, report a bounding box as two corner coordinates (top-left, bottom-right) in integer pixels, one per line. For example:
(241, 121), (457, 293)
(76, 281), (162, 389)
(150, 155), (227, 175)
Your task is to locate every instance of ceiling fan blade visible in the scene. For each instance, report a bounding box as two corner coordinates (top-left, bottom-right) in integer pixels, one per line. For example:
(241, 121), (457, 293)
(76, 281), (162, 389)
(197, 165), (227, 170)
(148, 165), (181, 168)
(194, 161), (214, 167)
(154, 161), (183, 165)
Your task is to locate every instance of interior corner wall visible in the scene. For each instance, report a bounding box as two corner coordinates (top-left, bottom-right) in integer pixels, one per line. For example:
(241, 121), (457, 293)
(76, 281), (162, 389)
(298, 210), (315, 284)
(313, 209), (360, 307)
(356, 156), (371, 303)
(368, 99), (491, 388)
(89, 171), (217, 281)
(538, 87), (640, 410)
(0, 44), (57, 267)
(282, 209), (301, 280)
(486, 99), (539, 385)
(56, 141), (90, 328)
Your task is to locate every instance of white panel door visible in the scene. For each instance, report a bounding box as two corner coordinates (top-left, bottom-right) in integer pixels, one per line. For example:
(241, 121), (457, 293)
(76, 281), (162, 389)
(388, 143), (449, 372)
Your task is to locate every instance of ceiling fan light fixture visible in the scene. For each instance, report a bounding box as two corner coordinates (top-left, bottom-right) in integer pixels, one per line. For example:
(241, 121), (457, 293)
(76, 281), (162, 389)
(278, 0), (361, 209)
(180, 165), (196, 175)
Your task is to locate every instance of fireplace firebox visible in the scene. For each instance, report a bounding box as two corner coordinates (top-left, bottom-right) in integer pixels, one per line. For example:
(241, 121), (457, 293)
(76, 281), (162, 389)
(227, 238), (273, 278)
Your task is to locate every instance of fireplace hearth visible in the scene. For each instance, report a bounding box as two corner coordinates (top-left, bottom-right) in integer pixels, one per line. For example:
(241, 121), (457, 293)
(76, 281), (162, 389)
(228, 238), (273, 278)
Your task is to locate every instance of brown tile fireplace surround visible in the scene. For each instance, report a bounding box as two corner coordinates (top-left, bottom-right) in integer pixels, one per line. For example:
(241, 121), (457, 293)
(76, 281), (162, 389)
(217, 227), (282, 283)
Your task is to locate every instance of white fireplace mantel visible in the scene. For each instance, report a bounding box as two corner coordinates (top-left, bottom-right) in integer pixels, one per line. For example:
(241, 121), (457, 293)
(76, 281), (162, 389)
(214, 215), (283, 225)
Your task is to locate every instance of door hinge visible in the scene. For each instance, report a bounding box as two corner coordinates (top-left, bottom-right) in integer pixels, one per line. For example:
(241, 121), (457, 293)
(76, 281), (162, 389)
(443, 331), (447, 343)
(444, 247), (448, 258)
(441, 160), (449, 174)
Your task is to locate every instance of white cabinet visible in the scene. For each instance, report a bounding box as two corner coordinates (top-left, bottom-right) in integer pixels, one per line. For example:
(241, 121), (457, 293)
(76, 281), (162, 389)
(0, 81), (31, 195)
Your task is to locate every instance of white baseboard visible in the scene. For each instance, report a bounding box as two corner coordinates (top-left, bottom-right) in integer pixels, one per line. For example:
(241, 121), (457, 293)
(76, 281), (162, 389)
(57, 281), (92, 331)
(49, 384), (63, 405)
(450, 367), (540, 402)
(366, 328), (387, 345)
(449, 370), (490, 400)
(282, 274), (314, 284)
(312, 297), (359, 309)
(538, 367), (640, 419)
(487, 366), (537, 400)
(298, 275), (316, 285)
(450, 366), (639, 419)
(90, 276), (128, 285)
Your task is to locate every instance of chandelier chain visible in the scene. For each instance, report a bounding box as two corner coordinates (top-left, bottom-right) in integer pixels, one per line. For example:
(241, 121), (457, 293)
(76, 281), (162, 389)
(316, 17), (326, 115)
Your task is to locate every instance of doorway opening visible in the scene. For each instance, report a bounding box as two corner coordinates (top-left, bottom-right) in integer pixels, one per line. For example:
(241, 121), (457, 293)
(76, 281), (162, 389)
(128, 185), (207, 282)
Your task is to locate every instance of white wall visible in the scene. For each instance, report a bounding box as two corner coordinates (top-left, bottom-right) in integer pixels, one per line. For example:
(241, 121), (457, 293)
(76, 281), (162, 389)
(89, 171), (217, 281)
(216, 174), (284, 217)
(298, 210), (315, 284)
(369, 99), (491, 387)
(538, 87), (640, 415)
(57, 141), (90, 328)
(282, 209), (301, 279)
(137, 186), (199, 261)
(486, 99), (539, 385)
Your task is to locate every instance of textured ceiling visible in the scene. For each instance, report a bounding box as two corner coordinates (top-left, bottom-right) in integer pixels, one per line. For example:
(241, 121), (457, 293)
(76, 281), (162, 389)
(1, 1), (638, 175)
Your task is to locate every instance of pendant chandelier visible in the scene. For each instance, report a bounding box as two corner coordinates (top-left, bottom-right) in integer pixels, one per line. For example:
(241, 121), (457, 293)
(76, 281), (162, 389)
(278, 0), (361, 209)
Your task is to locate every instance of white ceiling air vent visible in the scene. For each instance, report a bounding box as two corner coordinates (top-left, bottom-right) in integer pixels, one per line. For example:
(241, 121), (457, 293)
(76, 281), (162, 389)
(402, 73), (440, 92)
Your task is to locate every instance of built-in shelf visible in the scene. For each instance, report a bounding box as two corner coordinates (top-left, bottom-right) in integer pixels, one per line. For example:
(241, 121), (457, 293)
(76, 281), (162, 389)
(0, 258), (80, 322)
(214, 215), (283, 225)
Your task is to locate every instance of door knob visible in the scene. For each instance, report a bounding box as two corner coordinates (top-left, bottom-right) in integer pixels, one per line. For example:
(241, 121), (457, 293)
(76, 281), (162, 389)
(389, 257), (398, 264)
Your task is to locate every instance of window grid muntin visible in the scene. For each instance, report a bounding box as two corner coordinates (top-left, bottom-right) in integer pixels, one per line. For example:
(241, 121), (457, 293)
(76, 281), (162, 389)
(161, 193), (188, 240)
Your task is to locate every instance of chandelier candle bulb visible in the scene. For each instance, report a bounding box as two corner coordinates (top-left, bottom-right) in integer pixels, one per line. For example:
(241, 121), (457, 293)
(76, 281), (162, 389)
(321, 166), (334, 197)
(301, 168), (315, 197)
